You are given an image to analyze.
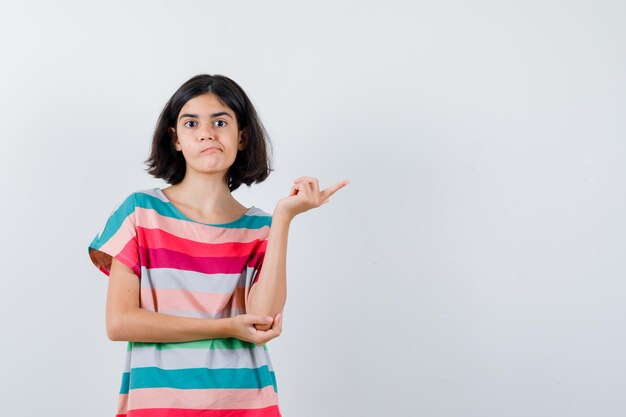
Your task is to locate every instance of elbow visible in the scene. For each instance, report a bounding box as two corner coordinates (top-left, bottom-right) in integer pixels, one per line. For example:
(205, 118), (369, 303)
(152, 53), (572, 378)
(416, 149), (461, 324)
(247, 303), (285, 319)
(246, 283), (286, 317)
(106, 318), (121, 341)
(106, 314), (126, 341)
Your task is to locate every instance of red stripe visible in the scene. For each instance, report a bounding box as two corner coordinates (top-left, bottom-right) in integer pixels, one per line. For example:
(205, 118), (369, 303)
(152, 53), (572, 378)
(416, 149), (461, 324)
(119, 240), (141, 276)
(127, 405), (281, 417)
(137, 227), (268, 258)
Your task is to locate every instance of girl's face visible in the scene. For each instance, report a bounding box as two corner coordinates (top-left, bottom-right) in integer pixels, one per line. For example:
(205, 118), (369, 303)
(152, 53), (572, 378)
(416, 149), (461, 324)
(170, 93), (247, 180)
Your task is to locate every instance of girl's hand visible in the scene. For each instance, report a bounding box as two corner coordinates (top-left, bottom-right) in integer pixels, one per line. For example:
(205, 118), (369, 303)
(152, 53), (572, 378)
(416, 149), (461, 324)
(275, 176), (350, 219)
(227, 312), (283, 346)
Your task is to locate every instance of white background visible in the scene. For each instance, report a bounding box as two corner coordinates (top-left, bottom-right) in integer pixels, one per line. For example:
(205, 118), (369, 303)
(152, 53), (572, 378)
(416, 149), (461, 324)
(0, 1), (624, 416)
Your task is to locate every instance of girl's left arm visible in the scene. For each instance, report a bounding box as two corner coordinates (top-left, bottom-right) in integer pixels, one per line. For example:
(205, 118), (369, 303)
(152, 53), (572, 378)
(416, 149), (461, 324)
(246, 176), (349, 332)
(246, 211), (292, 331)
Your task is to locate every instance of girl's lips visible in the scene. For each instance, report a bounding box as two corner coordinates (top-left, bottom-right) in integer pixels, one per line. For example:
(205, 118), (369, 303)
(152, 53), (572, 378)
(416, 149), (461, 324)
(201, 147), (220, 153)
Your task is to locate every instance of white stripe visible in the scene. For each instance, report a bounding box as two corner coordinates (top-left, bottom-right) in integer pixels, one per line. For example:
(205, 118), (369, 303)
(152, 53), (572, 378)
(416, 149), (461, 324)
(140, 266), (258, 294)
(129, 344), (273, 370)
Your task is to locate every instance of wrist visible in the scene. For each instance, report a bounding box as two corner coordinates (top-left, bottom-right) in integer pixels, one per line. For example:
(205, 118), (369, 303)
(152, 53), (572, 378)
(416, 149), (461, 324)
(272, 208), (294, 223)
(216, 317), (233, 338)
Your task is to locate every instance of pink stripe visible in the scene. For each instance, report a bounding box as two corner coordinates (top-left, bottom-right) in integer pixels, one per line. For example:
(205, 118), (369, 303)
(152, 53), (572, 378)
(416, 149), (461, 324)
(127, 405), (281, 417)
(117, 393), (128, 415)
(140, 287), (246, 313)
(99, 215), (137, 257)
(126, 387), (279, 411)
(135, 208), (270, 244)
(138, 227), (268, 258)
(139, 247), (265, 274)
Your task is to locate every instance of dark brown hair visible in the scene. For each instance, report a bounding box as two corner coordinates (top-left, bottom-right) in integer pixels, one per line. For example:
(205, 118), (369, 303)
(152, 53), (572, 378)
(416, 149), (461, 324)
(144, 74), (274, 192)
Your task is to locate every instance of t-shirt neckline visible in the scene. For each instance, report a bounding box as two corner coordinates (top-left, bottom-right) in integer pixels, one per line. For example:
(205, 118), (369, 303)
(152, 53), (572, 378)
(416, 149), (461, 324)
(155, 187), (254, 227)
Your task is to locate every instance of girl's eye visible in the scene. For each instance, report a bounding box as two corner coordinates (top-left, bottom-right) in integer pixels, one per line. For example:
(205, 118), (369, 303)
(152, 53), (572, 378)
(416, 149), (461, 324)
(184, 120), (197, 128)
(214, 120), (227, 127)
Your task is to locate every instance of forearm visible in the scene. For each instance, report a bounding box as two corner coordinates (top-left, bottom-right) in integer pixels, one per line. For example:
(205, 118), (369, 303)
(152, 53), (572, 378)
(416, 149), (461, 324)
(247, 211), (290, 320)
(108, 308), (232, 343)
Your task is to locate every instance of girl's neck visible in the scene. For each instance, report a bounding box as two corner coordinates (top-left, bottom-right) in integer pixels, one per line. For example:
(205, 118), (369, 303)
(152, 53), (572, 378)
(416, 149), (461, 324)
(163, 174), (244, 215)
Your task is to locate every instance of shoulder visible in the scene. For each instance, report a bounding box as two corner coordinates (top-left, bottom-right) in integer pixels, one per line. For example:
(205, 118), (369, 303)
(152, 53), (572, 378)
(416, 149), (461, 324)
(110, 188), (153, 204)
(106, 188), (160, 217)
(248, 206), (272, 218)
(132, 187), (162, 201)
(121, 188), (165, 209)
(244, 206), (273, 229)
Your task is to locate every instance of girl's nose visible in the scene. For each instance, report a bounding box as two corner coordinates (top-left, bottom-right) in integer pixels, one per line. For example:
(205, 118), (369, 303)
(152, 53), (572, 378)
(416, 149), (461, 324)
(198, 124), (215, 141)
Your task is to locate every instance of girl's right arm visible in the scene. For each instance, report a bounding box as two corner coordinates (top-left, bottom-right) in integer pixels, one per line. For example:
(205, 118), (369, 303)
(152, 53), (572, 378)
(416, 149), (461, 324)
(106, 257), (282, 345)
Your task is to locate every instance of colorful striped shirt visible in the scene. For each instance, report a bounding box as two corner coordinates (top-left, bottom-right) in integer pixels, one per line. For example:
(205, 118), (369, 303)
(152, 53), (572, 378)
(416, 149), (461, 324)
(87, 187), (281, 417)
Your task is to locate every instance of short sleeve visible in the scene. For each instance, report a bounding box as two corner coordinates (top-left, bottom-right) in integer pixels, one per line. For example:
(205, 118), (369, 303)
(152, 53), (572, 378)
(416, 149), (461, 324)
(252, 259), (264, 285)
(251, 214), (272, 285)
(88, 192), (140, 278)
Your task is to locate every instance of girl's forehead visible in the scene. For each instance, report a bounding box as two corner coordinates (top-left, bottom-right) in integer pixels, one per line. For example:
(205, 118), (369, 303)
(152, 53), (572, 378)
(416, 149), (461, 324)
(181, 93), (230, 112)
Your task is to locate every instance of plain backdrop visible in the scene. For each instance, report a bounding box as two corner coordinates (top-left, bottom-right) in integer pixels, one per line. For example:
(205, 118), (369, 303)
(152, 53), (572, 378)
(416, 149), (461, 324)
(0, 1), (624, 416)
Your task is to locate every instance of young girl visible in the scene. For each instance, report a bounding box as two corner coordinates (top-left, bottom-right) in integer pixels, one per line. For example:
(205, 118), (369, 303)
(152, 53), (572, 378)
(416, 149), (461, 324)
(88, 74), (349, 417)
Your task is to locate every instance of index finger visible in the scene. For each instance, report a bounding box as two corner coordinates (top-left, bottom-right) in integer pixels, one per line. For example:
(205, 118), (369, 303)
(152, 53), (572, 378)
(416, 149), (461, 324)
(321, 179), (350, 200)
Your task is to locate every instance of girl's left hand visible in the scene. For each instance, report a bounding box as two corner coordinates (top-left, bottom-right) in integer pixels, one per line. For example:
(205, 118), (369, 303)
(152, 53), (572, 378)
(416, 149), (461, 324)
(275, 176), (350, 219)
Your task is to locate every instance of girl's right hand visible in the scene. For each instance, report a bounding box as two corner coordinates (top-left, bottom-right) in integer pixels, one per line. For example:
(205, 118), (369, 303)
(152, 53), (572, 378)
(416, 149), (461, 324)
(228, 312), (283, 345)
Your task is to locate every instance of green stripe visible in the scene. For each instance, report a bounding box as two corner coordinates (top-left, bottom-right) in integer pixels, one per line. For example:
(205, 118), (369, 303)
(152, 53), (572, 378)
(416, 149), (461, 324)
(136, 191), (272, 229)
(121, 366), (277, 391)
(128, 338), (266, 351)
(90, 193), (136, 250)
(119, 371), (130, 394)
(269, 368), (278, 393)
(89, 190), (272, 255)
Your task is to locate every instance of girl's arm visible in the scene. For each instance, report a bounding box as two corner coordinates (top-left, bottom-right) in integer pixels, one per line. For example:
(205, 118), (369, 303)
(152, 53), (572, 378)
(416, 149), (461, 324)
(246, 177), (349, 331)
(246, 211), (291, 331)
(106, 258), (279, 343)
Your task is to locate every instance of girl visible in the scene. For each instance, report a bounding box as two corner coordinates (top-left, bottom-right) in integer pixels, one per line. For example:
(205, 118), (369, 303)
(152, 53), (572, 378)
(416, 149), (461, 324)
(88, 74), (349, 417)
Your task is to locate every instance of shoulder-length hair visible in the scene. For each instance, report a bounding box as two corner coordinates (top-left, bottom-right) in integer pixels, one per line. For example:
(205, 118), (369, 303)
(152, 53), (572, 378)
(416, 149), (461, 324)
(144, 74), (274, 192)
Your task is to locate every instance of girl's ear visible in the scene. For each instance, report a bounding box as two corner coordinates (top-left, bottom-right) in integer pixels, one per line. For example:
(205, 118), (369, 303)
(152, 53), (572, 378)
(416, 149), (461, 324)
(238, 128), (249, 151)
(169, 127), (181, 151)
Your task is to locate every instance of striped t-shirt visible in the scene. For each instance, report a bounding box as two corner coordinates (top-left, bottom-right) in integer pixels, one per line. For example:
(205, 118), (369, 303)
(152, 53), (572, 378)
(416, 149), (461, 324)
(88, 187), (281, 417)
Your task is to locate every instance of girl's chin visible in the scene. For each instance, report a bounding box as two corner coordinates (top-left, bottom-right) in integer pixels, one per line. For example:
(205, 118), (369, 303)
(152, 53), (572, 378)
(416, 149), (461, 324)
(189, 166), (230, 176)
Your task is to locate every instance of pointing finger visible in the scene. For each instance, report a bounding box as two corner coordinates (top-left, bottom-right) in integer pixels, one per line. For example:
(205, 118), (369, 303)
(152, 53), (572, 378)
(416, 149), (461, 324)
(321, 179), (350, 200)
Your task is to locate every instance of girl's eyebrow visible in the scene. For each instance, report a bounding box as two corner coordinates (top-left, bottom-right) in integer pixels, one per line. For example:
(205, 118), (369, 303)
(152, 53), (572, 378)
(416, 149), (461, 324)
(179, 112), (233, 120)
